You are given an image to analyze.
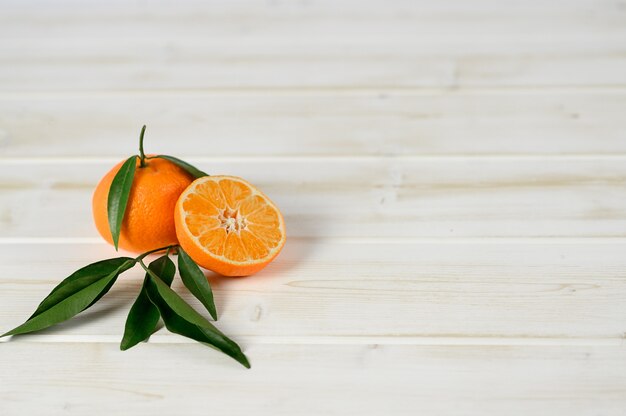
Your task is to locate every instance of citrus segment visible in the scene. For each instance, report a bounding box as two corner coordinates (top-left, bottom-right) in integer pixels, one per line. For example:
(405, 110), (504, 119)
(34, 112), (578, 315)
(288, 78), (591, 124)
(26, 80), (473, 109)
(175, 176), (286, 276)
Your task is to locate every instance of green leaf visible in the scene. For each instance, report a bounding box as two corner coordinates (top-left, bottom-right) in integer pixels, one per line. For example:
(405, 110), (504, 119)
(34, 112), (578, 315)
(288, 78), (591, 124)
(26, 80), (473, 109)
(153, 299), (251, 369)
(107, 155), (137, 250)
(178, 248), (217, 320)
(146, 270), (215, 329)
(120, 255), (175, 351)
(29, 257), (134, 319)
(1, 265), (127, 338)
(144, 269), (250, 368)
(155, 155), (208, 179)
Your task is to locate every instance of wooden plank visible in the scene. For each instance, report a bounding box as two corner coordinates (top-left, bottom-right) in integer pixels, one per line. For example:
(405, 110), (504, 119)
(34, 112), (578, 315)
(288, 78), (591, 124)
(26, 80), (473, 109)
(2, 42), (623, 92)
(1, 159), (625, 239)
(1, 92), (625, 157)
(1, 342), (625, 415)
(1, 0), (625, 90)
(4, 0), (624, 47)
(1, 241), (625, 340)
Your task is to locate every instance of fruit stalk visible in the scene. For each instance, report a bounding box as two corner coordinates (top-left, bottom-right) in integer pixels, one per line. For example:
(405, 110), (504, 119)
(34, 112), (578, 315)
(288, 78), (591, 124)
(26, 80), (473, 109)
(138, 125), (147, 168)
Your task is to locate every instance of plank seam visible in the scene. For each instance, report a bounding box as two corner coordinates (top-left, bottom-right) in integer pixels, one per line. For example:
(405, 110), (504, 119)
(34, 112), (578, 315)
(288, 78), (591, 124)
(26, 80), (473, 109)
(1, 335), (624, 346)
(2, 85), (626, 98)
(4, 155), (626, 165)
(3, 237), (626, 245)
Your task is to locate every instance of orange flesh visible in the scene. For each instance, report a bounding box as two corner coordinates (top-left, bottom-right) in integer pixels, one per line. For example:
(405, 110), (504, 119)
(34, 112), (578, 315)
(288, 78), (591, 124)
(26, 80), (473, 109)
(181, 178), (283, 263)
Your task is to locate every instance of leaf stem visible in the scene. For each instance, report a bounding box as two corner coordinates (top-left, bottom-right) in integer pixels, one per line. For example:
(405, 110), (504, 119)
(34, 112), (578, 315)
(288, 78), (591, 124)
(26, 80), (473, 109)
(137, 258), (151, 273)
(138, 258), (163, 283)
(138, 125), (147, 168)
(134, 245), (177, 263)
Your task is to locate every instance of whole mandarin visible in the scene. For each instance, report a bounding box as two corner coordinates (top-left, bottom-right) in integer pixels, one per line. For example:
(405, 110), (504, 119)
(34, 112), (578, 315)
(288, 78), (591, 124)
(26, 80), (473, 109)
(92, 156), (195, 253)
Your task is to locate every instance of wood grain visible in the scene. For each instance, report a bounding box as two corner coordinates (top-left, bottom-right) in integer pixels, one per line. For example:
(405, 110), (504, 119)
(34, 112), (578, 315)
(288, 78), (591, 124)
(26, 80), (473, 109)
(1, 160), (625, 239)
(1, 343), (625, 415)
(1, 92), (625, 157)
(1, 0), (625, 413)
(1, 0), (625, 91)
(1, 241), (625, 340)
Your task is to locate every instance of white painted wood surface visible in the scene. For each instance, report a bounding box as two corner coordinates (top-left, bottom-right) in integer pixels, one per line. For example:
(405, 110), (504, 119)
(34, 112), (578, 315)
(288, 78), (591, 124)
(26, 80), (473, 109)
(1, 1), (625, 414)
(1, 92), (626, 157)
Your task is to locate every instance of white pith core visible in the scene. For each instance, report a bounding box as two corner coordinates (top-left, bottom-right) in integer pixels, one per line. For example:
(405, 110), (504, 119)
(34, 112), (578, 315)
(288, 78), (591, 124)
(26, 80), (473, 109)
(219, 207), (248, 234)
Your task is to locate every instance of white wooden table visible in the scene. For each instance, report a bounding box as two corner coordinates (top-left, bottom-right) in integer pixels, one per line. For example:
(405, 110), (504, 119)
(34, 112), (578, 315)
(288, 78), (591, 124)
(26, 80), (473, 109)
(1, 0), (625, 414)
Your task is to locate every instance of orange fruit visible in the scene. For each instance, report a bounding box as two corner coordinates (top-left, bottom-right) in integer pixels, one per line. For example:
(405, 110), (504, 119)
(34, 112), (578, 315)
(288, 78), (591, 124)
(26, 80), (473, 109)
(174, 176), (286, 276)
(92, 156), (195, 254)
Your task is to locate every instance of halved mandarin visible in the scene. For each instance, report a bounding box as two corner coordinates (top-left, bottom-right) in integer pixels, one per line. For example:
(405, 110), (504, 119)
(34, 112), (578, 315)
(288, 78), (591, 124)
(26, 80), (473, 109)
(174, 176), (286, 276)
